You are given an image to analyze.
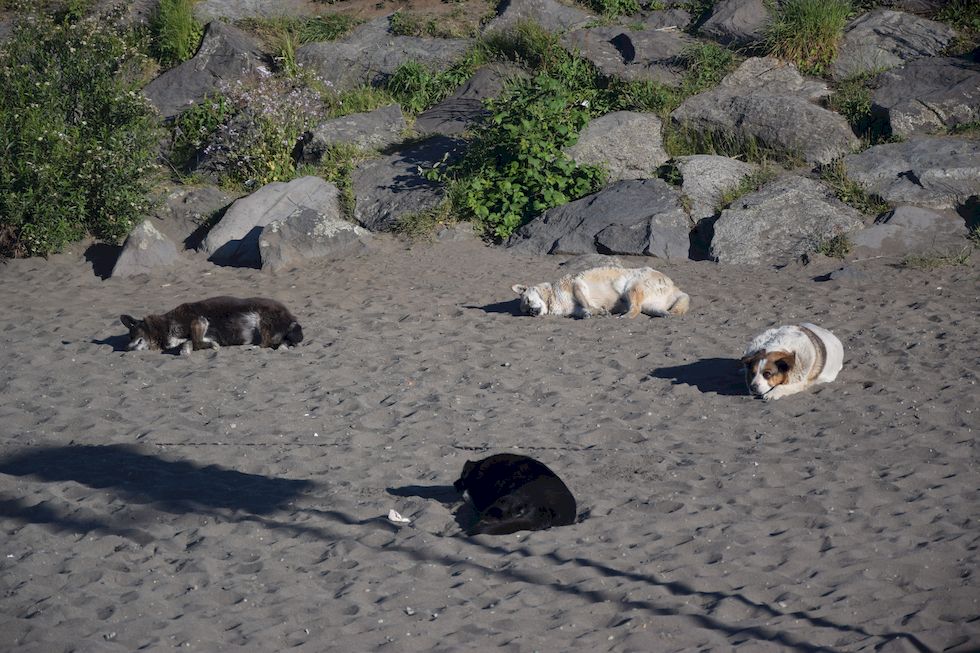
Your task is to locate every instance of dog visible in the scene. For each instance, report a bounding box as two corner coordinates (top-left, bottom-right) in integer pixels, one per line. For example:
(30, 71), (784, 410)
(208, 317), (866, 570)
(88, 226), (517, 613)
(741, 323), (843, 400)
(120, 296), (303, 354)
(512, 266), (690, 318)
(453, 454), (577, 536)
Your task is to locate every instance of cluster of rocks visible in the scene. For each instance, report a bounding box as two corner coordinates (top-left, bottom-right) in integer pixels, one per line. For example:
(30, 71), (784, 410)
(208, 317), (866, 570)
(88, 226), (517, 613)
(108, 0), (978, 277)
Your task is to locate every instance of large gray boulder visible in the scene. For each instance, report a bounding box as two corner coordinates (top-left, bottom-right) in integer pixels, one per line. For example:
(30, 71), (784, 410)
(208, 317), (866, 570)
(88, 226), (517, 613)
(830, 9), (955, 80)
(675, 155), (758, 222)
(849, 205), (968, 258)
(710, 176), (865, 265)
(484, 0), (593, 34)
(842, 137), (980, 210)
(353, 136), (465, 232)
(565, 112), (668, 182)
(111, 220), (183, 278)
(508, 179), (691, 259)
(142, 22), (266, 119)
(671, 58), (857, 166)
(871, 58), (980, 138)
(297, 16), (472, 92)
(259, 208), (370, 272)
(415, 64), (523, 136)
(301, 105), (407, 163)
(152, 185), (236, 249)
(698, 0), (770, 47)
(202, 176), (341, 267)
(562, 26), (696, 85)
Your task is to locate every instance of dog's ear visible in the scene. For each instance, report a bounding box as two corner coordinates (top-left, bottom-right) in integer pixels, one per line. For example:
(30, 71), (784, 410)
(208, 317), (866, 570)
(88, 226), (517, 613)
(511, 284), (527, 295)
(120, 314), (139, 330)
(740, 352), (762, 367)
(774, 352), (795, 373)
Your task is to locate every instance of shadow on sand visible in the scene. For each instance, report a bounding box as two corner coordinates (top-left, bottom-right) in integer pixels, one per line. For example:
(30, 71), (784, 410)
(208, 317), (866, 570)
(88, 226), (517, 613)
(649, 357), (747, 396)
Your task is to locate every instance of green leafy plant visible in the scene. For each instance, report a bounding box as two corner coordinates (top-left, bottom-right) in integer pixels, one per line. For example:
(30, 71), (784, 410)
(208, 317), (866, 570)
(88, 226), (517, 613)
(764, 0), (851, 76)
(385, 50), (486, 114)
(0, 8), (160, 257)
(150, 0), (202, 68)
(936, 0), (980, 33)
(169, 93), (232, 170)
(427, 73), (605, 239)
(819, 159), (889, 217)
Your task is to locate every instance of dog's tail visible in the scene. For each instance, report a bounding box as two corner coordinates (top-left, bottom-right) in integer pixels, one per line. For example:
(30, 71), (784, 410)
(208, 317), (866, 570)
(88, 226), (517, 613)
(668, 292), (690, 316)
(286, 321), (304, 345)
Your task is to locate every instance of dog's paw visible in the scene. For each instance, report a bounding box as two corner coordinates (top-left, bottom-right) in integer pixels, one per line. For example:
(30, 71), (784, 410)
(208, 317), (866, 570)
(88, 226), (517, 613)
(179, 342), (193, 356)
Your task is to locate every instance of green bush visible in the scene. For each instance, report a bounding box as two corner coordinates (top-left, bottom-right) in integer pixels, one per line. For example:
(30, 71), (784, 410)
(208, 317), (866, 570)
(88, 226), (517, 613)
(169, 94), (232, 170)
(764, 0), (851, 76)
(0, 10), (160, 257)
(150, 0), (202, 68)
(427, 73), (605, 239)
(385, 50), (486, 114)
(583, 0), (640, 18)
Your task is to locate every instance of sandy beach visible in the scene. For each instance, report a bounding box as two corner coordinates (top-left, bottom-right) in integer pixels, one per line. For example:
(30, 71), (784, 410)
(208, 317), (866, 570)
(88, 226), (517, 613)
(0, 236), (977, 651)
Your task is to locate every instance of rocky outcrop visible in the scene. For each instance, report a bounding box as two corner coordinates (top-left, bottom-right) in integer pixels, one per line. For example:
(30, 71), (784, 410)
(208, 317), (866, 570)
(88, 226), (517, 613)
(193, 0), (316, 22)
(142, 22), (267, 119)
(831, 9), (955, 79)
(152, 185), (236, 249)
(507, 179), (690, 259)
(843, 137), (980, 210)
(297, 16), (471, 92)
(111, 220), (183, 278)
(671, 58), (857, 166)
(301, 105), (407, 163)
(849, 205), (968, 258)
(562, 26), (696, 85)
(259, 208), (369, 272)
(483, 0), (593, 34)
(698, 0), (770, 47)
(675, 155), (758, 223)
(415, 64), (523, 136)
(564, 112), (668, 183)
(871, 58), (980, 138)
(710, 176), (865, 265)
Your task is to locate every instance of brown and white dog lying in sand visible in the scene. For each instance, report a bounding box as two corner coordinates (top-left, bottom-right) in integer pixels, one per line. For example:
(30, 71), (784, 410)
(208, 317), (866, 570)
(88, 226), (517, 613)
(741, 323), (843, 400)
(512, 266), (690, 319)
(120, 296), (303, 354)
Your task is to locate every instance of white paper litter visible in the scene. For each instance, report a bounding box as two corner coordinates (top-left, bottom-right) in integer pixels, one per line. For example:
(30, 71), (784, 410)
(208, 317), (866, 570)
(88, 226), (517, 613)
(387, 509), (411, 524)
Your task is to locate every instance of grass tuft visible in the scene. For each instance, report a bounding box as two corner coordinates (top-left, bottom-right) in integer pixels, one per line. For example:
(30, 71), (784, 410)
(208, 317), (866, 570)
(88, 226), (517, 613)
(715, 167), (778, 212)
(902, 247), (972, 270)
(150, 0), (202, 68)
(764, 0), (851, 76)
(819, 159), (889, 217)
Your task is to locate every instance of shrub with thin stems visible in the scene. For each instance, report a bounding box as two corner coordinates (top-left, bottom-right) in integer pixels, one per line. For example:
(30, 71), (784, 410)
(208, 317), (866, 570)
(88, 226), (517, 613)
(764, 0), (851, 76)
(150, 0), (202, 68)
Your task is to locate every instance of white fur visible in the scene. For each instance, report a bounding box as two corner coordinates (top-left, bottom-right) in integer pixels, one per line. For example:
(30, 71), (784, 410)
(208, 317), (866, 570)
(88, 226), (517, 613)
(744, 323), (844, 400)
(240, 312), (260, 344)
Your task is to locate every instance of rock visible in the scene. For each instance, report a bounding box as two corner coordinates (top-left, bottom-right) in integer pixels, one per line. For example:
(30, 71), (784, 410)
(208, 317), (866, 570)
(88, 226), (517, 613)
(152, 185), (236, 249)
(297, 16), (472, 92)
(202, 176), (341, 267)
(698, 0), (770, 47)
(565, 112), (668, 182)
(671, 58), (856, 166)
(710, 175), (865, 265)
(111, 220), (183, 278)
(484, 0), (594, 34)
(193, 0), (315, 22)
(828, 265), (872, 283)
(353, 136), (465, 232)
(415, 64), (523, 136)
(842, 137), (980, 210)
(301, 105), (407, 163)
(142, 22), (267, 119)
(871, 57), (980, 138)
(259, 207), (369, 272)
(562, 26), (696, 84)
(637, 9), (691, 30)
(849, 205), (968, 258)
(507, 179), (691, 259)
(92, 0), (157, 26)
(675, 155), (758, 222)
(831, 9), (955, 79)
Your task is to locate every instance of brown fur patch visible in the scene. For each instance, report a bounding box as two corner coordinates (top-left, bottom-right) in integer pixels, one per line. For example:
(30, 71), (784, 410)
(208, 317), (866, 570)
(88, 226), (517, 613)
(742, 350), (796, 388)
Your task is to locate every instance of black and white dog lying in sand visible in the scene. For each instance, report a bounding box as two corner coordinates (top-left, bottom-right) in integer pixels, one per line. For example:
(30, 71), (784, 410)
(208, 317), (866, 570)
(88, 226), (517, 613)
(120, 296), (303, 354)
(454, 454), (577, 535)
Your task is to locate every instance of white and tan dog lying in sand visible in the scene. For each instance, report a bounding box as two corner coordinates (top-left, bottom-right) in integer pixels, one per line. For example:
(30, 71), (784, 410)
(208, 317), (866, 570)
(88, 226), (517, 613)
(512, 266), (690, 319)
(741, 323), (843, 400)
(120, 296), (303, 355)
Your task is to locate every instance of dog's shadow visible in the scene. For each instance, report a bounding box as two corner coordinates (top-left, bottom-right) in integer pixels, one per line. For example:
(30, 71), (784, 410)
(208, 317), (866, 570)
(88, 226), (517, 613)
(91, 334), (130, 352)
(386, 484), (479, 534)
(467, 299), (523, 316)
(649, 357), (747, 396)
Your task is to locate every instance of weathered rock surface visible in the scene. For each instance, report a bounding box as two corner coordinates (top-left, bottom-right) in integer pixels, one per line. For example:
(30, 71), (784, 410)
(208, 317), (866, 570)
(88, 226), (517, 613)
(259, 207), (369, 272)
(415, 64), (523, 136)
(871, 58), (980, 138)
(152, 185), (236, 249)
(850, 205), (968, 257)
(507, 179), (690, 259)
(843, 137), (980, 210)
(710, 176), (865, 265)
(484, 0), (593, 34)
(143, 22), (266, 119)
(202, 176), (341, 267)
(562, 26), (696, 84)
(301, 104), (407, 163)
(353, 136), (465, 232)
(675, 155), (758, 222)
(111, 220), (183, 278)
(671, 58), (856, 165)
(565, 112), (668, 182)
(831, 8), (955, 79)
(193, 0), (315, 22)
(297, 16), (471, 92)
(698, 0), (770, 47)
